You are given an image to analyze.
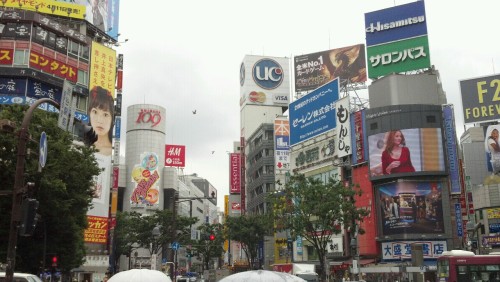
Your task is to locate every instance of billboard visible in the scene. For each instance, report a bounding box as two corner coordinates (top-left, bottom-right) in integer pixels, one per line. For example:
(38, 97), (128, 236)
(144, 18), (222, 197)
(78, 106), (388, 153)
(165, 144), (186, 167)
(3, 0), (85, 19)
(229, 153), (241, 194)
(376, 181), (445, 236)
(84, 215), (108, 244)
(351, 110), (367, 165)
(130, 152), (160, 207)
(29, 51), (78, 82)
(460, 74), (500, 124)
(62, 0), (120, 37)
(365, 1), (427, 47)
(289, 78), (339, 146)
(239, 55), (290, 108)
(485, 125), (500, 174)
(293, 44), (366, 92)
(368, 128), (445, 181)
(367, 36), (430, 79)
(90, 41), (117, 97)
(274, 118), (290, 171)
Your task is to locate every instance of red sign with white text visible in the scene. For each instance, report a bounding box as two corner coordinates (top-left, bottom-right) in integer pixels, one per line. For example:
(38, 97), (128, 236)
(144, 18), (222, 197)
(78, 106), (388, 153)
(165, 144), (185, 167)
(230, 153), (241, 194)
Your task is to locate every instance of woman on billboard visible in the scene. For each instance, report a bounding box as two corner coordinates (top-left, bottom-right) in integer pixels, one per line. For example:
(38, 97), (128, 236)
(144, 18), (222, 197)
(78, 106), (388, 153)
(381, 130), (415, 175)
(486, 126), (500, 174)
(88, 86), (114, 156)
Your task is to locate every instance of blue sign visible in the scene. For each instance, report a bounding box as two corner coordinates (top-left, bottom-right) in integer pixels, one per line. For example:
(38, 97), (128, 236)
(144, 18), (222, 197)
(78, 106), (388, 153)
(365, 1), (427, 47)
(252, 59), (284, 90)
(289, 78), (339, 146)
(39, 131), (47, 168)
(455, 203), (463, 237)
(114, 116), (121, 139)
(171, 242), (180, 251)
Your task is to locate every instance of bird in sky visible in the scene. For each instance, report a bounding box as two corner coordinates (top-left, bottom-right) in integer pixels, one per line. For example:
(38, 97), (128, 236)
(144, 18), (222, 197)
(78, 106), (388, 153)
(192, 110), (197, 114)
(211, 151), (215, 154)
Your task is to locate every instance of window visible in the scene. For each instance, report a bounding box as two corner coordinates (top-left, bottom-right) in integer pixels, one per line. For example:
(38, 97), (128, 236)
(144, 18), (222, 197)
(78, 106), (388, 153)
(74, 94), (87, 112)
(77, 69), (88, 85)
(68, 40), (79, 57)
(13, 49), (29, 65)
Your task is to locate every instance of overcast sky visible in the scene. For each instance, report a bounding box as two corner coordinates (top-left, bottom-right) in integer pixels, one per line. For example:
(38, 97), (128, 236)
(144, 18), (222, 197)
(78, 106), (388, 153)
(117, 0), (500, 208)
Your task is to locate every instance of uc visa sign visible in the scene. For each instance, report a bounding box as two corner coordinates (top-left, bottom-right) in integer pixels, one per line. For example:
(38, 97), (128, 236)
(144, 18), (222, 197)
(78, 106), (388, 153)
(252, 59), (284, 90)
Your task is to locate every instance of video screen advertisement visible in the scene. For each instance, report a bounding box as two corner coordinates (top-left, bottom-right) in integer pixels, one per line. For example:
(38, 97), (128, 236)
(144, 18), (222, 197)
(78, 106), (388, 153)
(376, 180), (445, 236)
(366, 105), (446, 181)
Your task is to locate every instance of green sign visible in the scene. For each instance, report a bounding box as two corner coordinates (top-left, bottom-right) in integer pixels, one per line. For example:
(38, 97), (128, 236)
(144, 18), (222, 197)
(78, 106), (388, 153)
(367, 35), (431, 79)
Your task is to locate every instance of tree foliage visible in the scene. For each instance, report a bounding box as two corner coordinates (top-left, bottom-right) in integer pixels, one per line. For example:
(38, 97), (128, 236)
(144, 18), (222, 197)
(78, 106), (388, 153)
(113, 209), (197, 268)
(225, 214), (273, 269)
(192, 223), (225, 271)
(269, 173), (369, 281)
(0, 105), (100, 275)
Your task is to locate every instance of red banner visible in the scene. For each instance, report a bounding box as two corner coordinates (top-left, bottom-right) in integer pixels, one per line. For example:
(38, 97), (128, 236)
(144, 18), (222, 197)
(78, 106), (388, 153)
(165, 144), (186, 167)
(29, 51), (77, 82)
(0, 48), (14, 65)
(230, 153), (241, 194)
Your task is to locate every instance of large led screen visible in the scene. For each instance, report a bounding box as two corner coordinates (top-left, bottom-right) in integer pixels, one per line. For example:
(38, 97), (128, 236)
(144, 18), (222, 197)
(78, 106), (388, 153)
(368, 128), (445, 181)
(377, 181), (445, 236)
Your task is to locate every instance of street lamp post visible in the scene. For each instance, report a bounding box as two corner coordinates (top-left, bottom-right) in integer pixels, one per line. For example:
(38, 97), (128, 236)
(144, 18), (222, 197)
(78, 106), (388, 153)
(5, 98), (59, 282)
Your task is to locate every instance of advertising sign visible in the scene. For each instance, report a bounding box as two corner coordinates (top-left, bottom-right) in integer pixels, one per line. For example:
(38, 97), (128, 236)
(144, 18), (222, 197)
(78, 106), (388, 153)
(240, 55), (290, 108)
(274, 118), (290, 171)
(70, 0), (120, 38)
(130, 152), (160, 207)
(57, 80), (73, 131)
(485, 125), (500, 174)
(368, 128), (445, 180)
(336, 96), (351, 158)
(229, 153), (241, 194)
(294, 44), (366, 92)
(377, 181), (445, 236)
(0, 48), (13, 65)
(487, 208), (500, 219)
(165, 144), (186, 167)
(84, 216), (108, 244)
(455, 203), (463, 237)
(365, 1), (427, 47)
(90, 42), (117, 97)
(381, 240), (447, 260)
(289, 78), (339, 146)
(29, 51), (78, 82)
(352, 110), (366, 164)
(443, 105), (461, 194)
(460, 74), (500, 124)
(0, 78), (26, 96)
(367, 36), (431, 79)
(2, 0), (85, 19)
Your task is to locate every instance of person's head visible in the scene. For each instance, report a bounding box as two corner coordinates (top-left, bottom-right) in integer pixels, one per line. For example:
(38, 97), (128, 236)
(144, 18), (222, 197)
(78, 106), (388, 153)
(88, 86), (114, 143)
(385, 130), (405, 153)
(492, 129), (499, 140)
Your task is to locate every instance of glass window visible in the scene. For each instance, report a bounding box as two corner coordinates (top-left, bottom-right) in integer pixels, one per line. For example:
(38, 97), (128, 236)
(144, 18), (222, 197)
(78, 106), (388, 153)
(75, 94), (87, 112)
(13, 50), (29, 65)
(80, 45), (89, 61)
(68, 40), (79, 56)
(77, 69), (88, 85)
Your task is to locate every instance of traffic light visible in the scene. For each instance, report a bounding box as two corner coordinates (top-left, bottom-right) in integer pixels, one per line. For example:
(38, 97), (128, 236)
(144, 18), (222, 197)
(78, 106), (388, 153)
(209, 234), (215, 241)
(51, 255), (58, 267)
(83, 124), (97, 146)
(19, 198), (39, 236)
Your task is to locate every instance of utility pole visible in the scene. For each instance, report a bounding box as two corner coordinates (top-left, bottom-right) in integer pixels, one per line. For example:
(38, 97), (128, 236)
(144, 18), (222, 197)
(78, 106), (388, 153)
(5, 98), (59, 282)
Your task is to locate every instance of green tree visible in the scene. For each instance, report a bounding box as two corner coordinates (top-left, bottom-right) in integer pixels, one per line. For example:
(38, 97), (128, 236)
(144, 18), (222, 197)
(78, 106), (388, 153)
(193, 223), (224, 271)
(269, 174), (369, 282)
(0, 105), (100, 276)
(225, 214), (272, 270)
(113, 209), (197, 269)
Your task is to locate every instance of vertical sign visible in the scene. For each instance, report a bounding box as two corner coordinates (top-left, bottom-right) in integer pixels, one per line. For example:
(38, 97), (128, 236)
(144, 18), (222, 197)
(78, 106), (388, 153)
(57, 80), (73, 131)
(455, 203), (463, 237)
(230, 153), (241, 194)
(336, 95), (351, 158)
(443, 105), (461, 194)
(274, 118), (290, 171)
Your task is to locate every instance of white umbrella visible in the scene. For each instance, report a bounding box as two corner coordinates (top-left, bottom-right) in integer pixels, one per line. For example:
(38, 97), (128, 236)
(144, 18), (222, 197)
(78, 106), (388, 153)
(108, 269), (172, 282)
(218, 270), (307, 282)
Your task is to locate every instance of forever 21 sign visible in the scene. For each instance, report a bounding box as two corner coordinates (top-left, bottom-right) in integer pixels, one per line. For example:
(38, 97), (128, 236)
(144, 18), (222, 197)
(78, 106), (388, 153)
(136, 109), (161, 127)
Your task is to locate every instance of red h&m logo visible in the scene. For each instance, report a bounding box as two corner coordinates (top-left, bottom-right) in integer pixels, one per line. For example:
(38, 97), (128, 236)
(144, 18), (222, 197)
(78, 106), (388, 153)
(165, 145), (185, 167)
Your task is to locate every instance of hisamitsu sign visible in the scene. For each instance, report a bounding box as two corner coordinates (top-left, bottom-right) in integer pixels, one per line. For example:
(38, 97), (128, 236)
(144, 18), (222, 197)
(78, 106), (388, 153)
(460, 74), (500, 124)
